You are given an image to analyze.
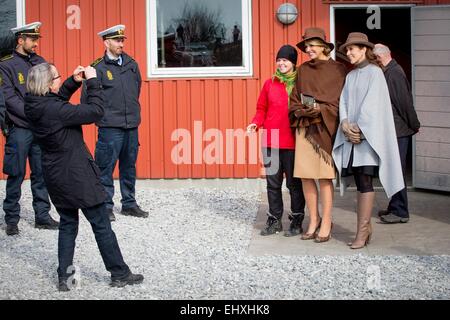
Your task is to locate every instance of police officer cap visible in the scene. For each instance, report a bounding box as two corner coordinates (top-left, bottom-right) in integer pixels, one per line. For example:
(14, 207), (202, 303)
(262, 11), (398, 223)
(11, 22), (42, 38)
(98, 25), (127, 40)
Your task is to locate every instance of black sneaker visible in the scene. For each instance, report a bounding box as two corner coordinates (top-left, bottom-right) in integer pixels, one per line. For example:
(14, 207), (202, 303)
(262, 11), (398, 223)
(120, 206), (149, 218)
(58, 279), (70, 292)
(107, 208), (116, 222)
(35, 217), (59, 230)
(110, 273), (144, 288)
(6, 224), (19, 236)
(260, 217), (282, 236)
(380, 213), (409, 224)
(284, 214), (304, 237)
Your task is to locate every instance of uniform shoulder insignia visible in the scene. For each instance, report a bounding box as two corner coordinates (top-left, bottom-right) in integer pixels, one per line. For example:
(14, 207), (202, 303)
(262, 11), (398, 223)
(91, 57), (103, 67)
(0, 54), (13, 62)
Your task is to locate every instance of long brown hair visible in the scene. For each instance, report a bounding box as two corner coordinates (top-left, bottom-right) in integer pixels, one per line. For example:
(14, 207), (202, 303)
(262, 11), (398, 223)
(357, 45), (381, 67)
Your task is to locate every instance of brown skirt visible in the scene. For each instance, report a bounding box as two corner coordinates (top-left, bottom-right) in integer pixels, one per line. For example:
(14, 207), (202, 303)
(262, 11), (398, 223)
(294, 128), (335, 179)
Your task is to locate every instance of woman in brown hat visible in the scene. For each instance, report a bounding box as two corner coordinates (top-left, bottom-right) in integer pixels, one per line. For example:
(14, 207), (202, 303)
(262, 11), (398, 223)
(332, 33), (404, 249)
(289, 27), (347, 243)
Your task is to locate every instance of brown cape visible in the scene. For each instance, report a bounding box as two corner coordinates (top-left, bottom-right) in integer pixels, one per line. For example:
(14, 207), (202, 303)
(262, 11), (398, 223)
(289, 58), (347, 165)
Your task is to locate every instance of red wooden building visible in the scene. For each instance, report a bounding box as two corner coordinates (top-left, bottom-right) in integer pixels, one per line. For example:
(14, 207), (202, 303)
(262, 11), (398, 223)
(1, 0), (449, 191)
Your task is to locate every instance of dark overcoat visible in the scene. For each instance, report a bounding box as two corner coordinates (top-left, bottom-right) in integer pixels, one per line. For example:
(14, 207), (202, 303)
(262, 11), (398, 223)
(24, 77), (107, 209)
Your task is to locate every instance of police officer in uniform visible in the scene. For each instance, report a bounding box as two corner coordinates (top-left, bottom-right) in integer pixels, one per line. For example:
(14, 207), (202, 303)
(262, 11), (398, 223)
(0, 22), (57, 235)
(82, 25), (148, 221)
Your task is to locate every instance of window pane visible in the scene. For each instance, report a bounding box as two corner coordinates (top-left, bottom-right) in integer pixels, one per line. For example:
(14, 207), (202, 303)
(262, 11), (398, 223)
(156, 0), (243, 68)
(0, 0), (16, 31)
(0, 0), (16, 57)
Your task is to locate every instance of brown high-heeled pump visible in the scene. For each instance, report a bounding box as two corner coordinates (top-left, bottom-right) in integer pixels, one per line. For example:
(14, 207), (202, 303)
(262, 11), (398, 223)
(314, 223), (334, 243)
(301, 218), (322, 240)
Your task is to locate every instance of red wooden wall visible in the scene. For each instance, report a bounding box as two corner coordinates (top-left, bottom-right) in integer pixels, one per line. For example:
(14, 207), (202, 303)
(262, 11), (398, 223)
(1, 0), (449, 179)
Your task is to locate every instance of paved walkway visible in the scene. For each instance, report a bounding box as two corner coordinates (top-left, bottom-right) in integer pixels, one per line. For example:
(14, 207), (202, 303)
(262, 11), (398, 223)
(250, 189), (450, 256)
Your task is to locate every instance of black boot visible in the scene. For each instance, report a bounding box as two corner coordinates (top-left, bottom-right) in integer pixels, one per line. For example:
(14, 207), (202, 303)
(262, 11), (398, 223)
(35, 217), (59, 230)
(120, 206), (149, 218)
(6, 224), (19, 236)
(110, 272), (144, 288)
(284, 213), (304, 237)
(58, 279), (70, 292)
(260, 216), (282, 236)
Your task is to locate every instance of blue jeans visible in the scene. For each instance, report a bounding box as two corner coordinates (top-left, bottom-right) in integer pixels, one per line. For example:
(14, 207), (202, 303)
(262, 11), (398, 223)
(3, 127), (51, 225)
(95, 128), (139, 210)
(387, 136), (410, 218)
(57, 203), (130, 280)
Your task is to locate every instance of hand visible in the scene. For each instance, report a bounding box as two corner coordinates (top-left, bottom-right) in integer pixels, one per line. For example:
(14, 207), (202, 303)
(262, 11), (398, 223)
(247, 123), (257, 133)
(301, 105), (320, 118)
(342, 120), (362, 144)
(84, 66), (97, 80)
(73, 66), (85, 82)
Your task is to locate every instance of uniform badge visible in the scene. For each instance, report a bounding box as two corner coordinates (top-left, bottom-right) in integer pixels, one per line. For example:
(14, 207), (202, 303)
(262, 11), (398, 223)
(106, 70), (114, 81)
(18, 72), (25, 85)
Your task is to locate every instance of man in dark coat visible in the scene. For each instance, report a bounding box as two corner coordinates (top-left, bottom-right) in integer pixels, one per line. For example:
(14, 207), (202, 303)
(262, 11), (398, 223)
(25, 63), (143, 291)
(82, 25), (148, 221)
(374, 43), (421, 224)
(0, 22), (57, 236)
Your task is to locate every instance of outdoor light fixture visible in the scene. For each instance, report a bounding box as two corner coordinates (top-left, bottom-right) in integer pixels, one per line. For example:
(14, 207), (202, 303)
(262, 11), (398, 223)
(276, 3), (298, 25)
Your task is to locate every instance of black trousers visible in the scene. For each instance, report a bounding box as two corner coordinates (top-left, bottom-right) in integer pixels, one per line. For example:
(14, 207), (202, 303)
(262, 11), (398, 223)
(57, 203), (130, 281)
(387, 136), (410, 218)
(263, 148), (305, 219)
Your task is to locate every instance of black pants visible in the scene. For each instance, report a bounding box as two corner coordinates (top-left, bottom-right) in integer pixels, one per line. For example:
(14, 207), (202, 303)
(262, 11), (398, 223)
(3, 127), (51, 225)
(263, 148), (305, 219)
(387, 136), (409, 218)
(57, 203), (130, 281)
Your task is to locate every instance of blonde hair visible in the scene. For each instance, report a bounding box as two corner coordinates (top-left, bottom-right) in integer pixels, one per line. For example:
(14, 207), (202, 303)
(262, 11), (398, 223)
(27, 63), (54, 96)
(304, 39), (332, 56)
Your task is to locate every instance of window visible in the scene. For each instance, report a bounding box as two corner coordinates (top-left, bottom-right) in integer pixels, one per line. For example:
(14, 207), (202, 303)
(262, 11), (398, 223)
(147, 0), (253, 78)
(0, 0), (25, 32)
(0, 0), (24, 57)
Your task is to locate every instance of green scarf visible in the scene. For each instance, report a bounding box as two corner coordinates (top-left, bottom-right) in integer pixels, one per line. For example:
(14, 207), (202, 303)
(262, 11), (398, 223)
(273, 69), (297, 97)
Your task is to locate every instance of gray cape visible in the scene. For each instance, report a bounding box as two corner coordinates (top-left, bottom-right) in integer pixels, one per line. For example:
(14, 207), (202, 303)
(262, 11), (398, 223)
(332, 63), (404, 198)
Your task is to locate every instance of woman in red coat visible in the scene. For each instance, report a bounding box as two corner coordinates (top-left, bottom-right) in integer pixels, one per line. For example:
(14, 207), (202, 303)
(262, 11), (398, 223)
(247, 45), (305, 237)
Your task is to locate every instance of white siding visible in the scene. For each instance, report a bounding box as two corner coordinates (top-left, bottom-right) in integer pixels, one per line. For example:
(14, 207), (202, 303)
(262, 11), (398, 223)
(413, 5), (450, 191)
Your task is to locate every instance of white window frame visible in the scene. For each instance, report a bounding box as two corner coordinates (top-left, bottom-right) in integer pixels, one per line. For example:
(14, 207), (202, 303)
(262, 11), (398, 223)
(16, 0), (25, 26)
(146, 0), (253, 79)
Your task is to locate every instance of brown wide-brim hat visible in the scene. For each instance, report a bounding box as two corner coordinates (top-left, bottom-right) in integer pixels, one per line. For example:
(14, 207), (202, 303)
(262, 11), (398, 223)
(339, 32), (374, 53)
(296, 27), (335, 53)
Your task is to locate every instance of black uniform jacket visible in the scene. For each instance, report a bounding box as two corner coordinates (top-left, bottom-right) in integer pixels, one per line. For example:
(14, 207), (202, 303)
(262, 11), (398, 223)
(24, 77), (107, 209)
(0, 51), (46, 128)
(81, 52), (142, 129)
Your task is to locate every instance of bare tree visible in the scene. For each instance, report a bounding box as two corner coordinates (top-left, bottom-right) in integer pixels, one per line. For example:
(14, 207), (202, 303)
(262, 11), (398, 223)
(174, 2), (223, 45)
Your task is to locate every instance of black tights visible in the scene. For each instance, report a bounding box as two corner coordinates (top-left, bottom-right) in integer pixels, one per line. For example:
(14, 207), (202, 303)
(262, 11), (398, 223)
(353, 173), (374, 193)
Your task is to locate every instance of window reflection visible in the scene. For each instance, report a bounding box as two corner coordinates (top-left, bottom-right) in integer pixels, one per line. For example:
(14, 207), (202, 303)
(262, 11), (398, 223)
(157, 0), (243, 68)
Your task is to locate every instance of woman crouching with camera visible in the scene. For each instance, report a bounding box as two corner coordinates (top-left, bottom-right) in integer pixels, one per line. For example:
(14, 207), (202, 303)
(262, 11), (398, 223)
(24, 63), (143, 291)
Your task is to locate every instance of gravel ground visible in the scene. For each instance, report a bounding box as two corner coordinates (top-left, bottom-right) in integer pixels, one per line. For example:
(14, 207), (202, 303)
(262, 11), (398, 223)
(0, 180), (449, 300)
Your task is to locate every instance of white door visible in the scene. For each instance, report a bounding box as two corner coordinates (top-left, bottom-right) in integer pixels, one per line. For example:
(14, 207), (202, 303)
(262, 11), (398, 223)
(412, 5), (450, 192)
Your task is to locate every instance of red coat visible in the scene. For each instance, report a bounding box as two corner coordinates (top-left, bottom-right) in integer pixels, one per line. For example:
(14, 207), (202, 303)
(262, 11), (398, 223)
(251, 78), (295, 149)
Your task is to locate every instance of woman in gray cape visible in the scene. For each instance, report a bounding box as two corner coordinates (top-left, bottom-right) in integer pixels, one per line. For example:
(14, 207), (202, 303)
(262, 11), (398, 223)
(332, 33), (404, 249)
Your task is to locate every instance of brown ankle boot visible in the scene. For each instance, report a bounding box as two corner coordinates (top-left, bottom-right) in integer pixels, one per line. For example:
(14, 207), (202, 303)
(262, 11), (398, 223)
(350, 192), (375, 250)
